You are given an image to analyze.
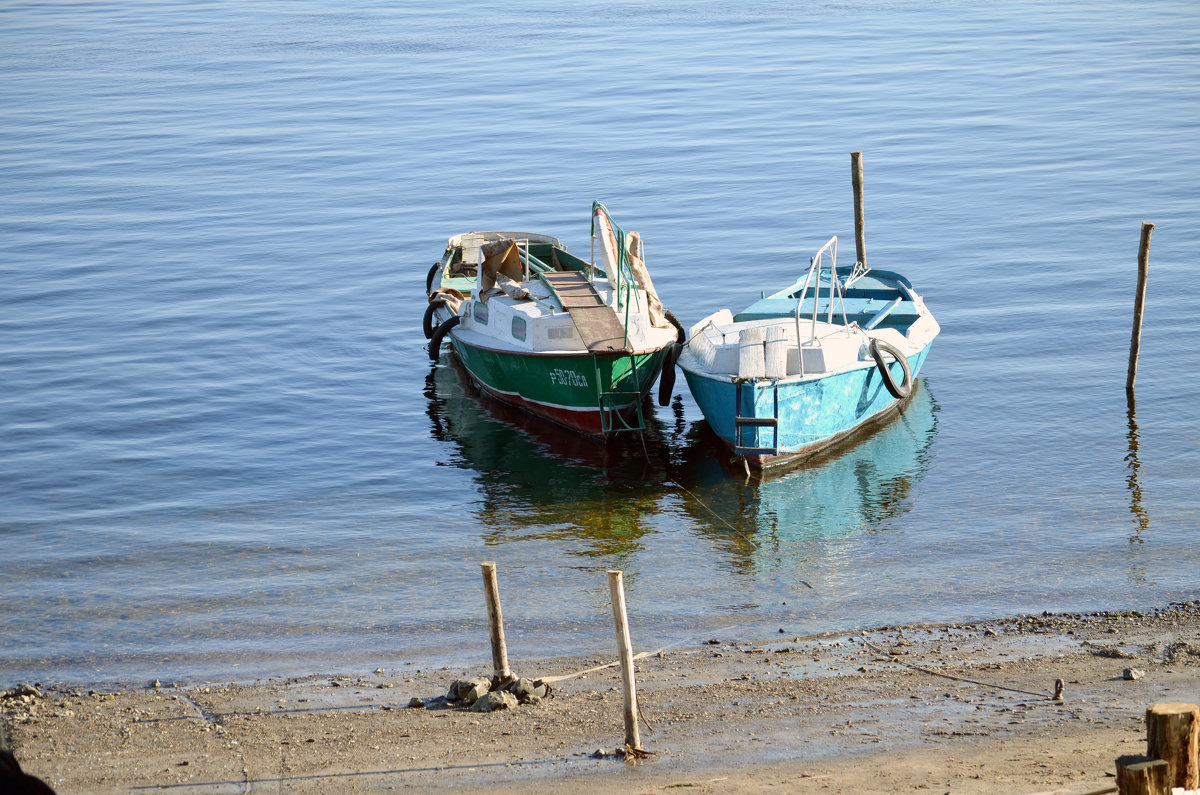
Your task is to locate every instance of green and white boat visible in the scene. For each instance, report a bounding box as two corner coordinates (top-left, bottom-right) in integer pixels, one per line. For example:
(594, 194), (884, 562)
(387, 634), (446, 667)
(424, 202), (682, 438)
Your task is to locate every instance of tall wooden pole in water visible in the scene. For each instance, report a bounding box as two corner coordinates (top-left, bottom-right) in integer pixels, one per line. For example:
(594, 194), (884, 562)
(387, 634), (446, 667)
(480, 561), (511, 681)
(607, 570), (641, 750)
(1126, 221), (1155, 394)
(851, 151), (866, 268)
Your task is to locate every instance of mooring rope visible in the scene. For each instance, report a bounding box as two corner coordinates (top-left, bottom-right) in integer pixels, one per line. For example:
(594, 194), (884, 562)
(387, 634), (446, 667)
(537, 638), (691, 686)
(665, 480), (761, 549)
(859, 638), (1056, 700)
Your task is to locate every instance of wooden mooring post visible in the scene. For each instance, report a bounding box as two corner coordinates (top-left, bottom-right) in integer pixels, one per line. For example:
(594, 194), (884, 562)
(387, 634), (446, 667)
(851, 150), (866, 268)
(1113, 702), (1199, 795)
(480, 561), (511, 681)
(1116, 755), (1170, 795)
(607, 570), (641, 751)
(1146, 702), (1200, 790)
(1126, 221), (1155, 394)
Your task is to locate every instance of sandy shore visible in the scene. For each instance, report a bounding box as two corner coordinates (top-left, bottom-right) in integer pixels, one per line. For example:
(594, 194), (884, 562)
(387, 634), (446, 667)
(4, 603), (1199, 794)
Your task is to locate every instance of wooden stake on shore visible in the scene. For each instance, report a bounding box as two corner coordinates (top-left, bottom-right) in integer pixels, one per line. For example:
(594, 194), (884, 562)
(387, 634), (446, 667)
(1126, 221), (1154, 394)
(851, 150), (866, 268)
(1146, 702), (1200, 790)
(1116, 755), (1170, 795)
(480, 562), (511, 681)
(607, 570), (641, 751)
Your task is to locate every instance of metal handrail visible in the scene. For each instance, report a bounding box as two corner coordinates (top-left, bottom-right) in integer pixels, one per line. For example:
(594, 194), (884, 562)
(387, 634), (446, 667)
(794, 236), (857, 378)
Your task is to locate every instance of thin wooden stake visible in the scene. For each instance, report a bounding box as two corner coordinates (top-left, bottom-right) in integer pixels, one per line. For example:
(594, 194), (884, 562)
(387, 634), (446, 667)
(607, 570), (641, 751)
(851, 150), (866, 268)
(1126, 221), (1155, 394)
(1146, 702), (1200, 790)
(480, 562), (511, 681)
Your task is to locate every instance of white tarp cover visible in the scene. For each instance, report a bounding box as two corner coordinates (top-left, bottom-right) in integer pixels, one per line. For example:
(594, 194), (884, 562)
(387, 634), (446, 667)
(592, 208), (670, 329)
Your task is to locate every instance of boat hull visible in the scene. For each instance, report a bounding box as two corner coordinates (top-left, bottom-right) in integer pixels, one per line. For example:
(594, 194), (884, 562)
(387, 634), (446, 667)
(682, 345), (932, 468)
(451, 335), (673, 438)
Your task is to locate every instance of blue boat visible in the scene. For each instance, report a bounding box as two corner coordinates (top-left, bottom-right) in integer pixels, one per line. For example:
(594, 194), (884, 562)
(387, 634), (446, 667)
(678, 236), (939, 470)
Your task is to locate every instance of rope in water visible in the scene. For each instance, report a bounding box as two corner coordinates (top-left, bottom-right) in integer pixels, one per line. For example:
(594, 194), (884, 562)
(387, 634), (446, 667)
(664, 480), (761, 549)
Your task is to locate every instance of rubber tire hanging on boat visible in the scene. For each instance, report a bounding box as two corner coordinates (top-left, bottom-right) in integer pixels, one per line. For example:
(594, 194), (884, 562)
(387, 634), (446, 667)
(657, 343), (681, 406)
(664, 309), (685, 345)
(423, 297), (448, 339)
(429, 315), (460, 361)
(426, 262), (441, 294)
(869, 337), (912, 400)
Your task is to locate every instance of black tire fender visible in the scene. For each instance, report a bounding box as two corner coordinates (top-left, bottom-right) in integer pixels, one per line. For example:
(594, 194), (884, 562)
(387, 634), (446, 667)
(426, 262), (441, 294)
(422, 297), (447, 339)
(664, 309), (685, 345)
(657, 342), (681, 406)
(869, 337), (912, 400)
(429, 315), (461, 361)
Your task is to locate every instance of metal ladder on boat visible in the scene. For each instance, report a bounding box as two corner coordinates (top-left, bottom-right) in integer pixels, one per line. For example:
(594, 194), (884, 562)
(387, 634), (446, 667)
(596, 353), (646, 433)
(733, 380), (780, 455)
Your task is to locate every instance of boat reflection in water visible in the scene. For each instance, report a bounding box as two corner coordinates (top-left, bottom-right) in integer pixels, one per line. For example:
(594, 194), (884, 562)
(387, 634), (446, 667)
(425, 357), (938, 571)
(424, 358), (674, 558)
(671, 379), (939, 570)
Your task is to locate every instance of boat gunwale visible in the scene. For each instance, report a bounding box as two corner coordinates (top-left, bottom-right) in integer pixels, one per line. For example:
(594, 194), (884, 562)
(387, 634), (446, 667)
(450, 330), (677, 360)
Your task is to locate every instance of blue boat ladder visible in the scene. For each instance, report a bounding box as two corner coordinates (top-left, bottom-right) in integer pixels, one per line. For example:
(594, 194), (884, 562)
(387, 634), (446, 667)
(733, 380), (780, 455)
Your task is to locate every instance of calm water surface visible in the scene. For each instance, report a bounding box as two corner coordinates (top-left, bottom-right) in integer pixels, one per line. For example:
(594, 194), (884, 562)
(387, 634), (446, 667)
(2, 0), (1198, 686)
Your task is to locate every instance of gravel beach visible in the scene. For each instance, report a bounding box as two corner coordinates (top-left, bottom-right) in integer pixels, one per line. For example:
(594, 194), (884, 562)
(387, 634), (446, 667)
(4, 603), (1199, 794)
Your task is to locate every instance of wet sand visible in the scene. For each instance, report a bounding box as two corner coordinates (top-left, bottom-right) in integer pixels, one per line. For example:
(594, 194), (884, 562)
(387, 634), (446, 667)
(4, 603), (1199, 794)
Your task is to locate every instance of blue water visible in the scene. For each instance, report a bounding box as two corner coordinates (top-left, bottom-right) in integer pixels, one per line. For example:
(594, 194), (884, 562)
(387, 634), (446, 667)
(3, 0), (1198, 687)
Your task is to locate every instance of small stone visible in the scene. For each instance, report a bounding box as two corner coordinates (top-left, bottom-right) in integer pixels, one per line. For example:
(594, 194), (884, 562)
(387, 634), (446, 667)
(447, 678), (491, 705)
(407, 697), (425, 709)
(506, 678), (551, 704)
(375, 668), (385, 675)
(508, 678), (534, 700)
(1123, 668), (1145, 681)
(469, 690), (517, 713)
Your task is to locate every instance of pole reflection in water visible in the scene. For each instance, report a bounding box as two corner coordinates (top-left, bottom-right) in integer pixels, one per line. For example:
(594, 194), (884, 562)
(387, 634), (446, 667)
(1125, 392), (1150, 542)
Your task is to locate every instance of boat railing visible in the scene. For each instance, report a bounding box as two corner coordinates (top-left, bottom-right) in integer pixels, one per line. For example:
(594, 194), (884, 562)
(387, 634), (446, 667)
(794, 236), (859, 377)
